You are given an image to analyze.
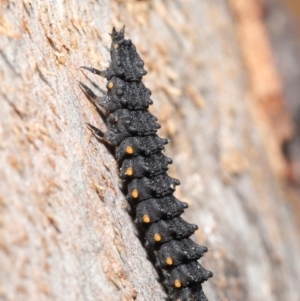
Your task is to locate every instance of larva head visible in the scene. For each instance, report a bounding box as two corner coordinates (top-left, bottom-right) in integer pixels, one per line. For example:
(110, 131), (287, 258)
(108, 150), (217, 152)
(110, 26), (146, 81)
(111, 26), (125, 42)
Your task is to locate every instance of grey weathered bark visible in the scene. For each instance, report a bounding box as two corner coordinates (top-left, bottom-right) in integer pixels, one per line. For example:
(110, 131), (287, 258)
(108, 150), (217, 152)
(1, 1), (300, 301)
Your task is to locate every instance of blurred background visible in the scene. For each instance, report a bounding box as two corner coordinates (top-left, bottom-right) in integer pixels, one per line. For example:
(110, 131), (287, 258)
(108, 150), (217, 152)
(0, 1), (300, 301)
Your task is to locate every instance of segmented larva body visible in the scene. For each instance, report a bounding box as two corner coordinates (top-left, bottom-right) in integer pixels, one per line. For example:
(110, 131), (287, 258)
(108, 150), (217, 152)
(79, 26), (212, 301)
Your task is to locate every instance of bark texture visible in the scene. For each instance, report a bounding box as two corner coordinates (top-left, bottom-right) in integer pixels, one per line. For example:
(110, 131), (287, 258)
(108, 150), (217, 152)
(1, 1), (300, 301)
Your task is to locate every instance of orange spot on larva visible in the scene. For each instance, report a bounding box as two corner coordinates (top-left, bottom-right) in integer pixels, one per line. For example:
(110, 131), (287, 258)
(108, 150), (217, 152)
(126, 146), (134, 154)
(108, 81), (114, 89)
(131, 189), (139, 199)
(166, 257), (173, 265)
(125, 167), (133, 176)
(174, 279), (181, 288)
(154, 233), (161, 242)
(142, 214), (150, 223)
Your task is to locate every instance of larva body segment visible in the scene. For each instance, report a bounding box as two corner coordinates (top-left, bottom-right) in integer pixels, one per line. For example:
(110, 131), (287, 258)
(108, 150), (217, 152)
(107, 109), (160, 137)
(119, 153), (172, 179)
(79, 26), (212, 301)
(126, 174), (180, 202)
(171, 285), (209, 301)
(106, 76), (153, 111)
(144, 217), (198, 248)
(165, 261), (213, 288)
(135, 196), (187, 224)
(156, 239), (208, 270)
(115, 135), (168, 161)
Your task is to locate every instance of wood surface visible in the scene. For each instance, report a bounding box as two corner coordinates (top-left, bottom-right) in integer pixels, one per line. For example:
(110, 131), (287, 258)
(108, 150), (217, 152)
(1, 1), (300, 300)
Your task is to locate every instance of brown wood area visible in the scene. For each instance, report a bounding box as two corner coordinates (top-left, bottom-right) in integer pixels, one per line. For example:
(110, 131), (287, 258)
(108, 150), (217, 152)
(1, 1), (300, 300)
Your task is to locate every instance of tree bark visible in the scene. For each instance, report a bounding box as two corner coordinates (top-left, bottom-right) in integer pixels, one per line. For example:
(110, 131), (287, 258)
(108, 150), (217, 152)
(1, 1), (300, 301)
